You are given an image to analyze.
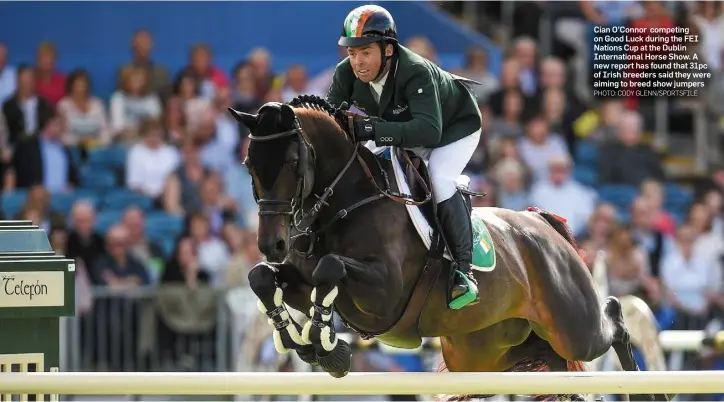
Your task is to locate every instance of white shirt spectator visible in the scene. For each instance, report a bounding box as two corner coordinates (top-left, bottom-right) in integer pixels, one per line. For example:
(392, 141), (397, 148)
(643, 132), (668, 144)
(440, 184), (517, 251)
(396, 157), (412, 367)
(661, 249), (722, 312)
(126, 142), (180, 198)
(519, 133), (568, 183)
(109, 92), (162, 134)
(529, 154), (596, 236)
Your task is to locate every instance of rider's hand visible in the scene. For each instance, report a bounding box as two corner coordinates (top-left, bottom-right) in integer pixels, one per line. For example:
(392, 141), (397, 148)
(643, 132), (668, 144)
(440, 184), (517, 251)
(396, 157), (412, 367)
(352, 116), (380, 142)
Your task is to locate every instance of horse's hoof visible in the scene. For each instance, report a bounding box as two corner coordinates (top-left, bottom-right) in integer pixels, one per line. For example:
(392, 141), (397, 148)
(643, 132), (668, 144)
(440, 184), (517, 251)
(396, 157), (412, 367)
(296, 344), (319, 367)
(318, 338), (352, 378)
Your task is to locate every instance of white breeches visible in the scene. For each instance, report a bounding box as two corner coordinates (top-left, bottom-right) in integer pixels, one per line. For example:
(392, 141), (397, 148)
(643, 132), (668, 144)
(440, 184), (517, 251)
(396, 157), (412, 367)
(406, 129), (481, 203)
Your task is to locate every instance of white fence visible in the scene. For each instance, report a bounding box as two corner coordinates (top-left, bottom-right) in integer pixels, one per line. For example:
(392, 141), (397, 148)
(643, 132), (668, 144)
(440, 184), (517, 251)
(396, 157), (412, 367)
(0, 371), (724, 395)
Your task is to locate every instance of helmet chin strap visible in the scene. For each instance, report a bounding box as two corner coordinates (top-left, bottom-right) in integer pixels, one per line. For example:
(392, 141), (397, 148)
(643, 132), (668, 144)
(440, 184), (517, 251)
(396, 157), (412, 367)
(373, 40), (392, 82)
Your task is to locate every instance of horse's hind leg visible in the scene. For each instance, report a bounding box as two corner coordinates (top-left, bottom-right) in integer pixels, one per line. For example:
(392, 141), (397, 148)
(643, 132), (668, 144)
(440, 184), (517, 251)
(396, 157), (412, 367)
(247, 262), (318, 366)
(603, 297), (671, 402)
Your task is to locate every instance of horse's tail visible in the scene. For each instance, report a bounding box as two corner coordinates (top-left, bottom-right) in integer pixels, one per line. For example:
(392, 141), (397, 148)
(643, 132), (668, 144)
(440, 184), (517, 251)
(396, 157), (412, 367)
(527, 207), (584, 260)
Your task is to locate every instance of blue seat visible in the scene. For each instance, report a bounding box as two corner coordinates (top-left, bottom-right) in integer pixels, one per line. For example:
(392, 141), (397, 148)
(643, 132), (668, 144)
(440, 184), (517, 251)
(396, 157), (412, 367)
(575, 141), (599, 169)
(1, 190), (29, 218)
(102, 189), (154, 212)
(598, 184), (638, 210)
(664, 184), (693, 211)
(94, 210), (124, 233)
(79, 166), (117, 191)
(87, 146), (128, 171)
(146, 212), (184, 243)
(49, 192), (79, 215)
(159, 238), (177, 259)
(573, 166), (598, 188)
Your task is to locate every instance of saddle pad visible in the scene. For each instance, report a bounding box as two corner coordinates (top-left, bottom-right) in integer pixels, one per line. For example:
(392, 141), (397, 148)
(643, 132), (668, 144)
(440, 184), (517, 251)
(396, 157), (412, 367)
(373, 146), (496, 272)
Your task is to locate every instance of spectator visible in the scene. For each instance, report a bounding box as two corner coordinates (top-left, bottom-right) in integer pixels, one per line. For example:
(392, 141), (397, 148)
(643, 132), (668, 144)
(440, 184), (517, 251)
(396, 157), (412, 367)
(512, 37), (538, 97)
(90, 224), (150, 288)
(16, 185), (63, 231)
(210, 86), (240, 171)
(629, 196), (672, 279)
(487, 58), (534, 116)
(488, 91), (525, 145)
(49, 226), (93, 316)
(186, 212), (230, 289)
(579, 202), (619, 269)
(640, 179), (677, 236)
(230, 61), (263, 114)
(281, 64), (321, 102)
(110, 66), (163, 139)
(518, 115), (569, 183)
(56, 69), (111, 149)
(492, 158), (529, 211)
(536, 57), (586, 118)
(8, 113), (78, 192)
(248, 47), (278, 99)
(197, 173), (237, 235)
(181, 43), (229, 100)
(689, 2), (724, 72)
(34, 41), (66, 108)
(457, 47), (499, 104)
(405, 36), (437, 64)
(163, 138), (210, 217)
(540, 87), (576, 155)
(702, 188), (724, 234)
(221, 224), (251, 290)
(116, 29), (171, 99)
(661, 224), (722, 329)
(605, 225), (659, 302)
(121, 207), (165, 283)
(126, 118), (180, 202)
(598, 111), (665, 186)
(66, 200), (105, 270)
(529, 153), (596, 236)
(2, 64), (54, 147)
(194, 104), (236, 176)
(0, 43), (17, 103)
(688, 202), (724, 264)
(587, 99), (623, 143)
(224, 137), (257, 229)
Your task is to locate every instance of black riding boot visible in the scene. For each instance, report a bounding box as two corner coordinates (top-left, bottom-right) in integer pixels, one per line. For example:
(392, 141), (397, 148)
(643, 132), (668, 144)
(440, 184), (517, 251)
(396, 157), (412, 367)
(437, 191), (479, 309)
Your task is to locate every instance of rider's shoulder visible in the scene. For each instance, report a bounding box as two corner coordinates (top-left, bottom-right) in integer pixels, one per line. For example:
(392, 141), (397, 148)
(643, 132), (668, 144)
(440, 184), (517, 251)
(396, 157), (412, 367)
(396, 45), (436, 80)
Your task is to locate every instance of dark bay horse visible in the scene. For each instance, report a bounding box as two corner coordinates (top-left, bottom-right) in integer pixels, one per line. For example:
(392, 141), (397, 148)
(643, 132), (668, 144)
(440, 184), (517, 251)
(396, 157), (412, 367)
(229, 96), (666, 401)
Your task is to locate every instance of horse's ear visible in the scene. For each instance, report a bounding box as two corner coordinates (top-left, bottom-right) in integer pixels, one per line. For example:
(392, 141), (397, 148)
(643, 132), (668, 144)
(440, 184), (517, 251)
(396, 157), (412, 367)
(228, 107), (257, 131)
(279, 103), (296, 127)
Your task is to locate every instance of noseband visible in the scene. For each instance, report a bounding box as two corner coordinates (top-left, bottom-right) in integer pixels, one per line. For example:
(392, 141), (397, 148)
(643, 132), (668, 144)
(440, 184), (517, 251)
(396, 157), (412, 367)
(247, 106), (432, 258)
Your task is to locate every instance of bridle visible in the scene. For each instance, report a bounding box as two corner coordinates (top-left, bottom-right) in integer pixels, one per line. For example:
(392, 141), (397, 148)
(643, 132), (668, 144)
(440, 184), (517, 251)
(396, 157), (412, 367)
(246, 103), (432, 258)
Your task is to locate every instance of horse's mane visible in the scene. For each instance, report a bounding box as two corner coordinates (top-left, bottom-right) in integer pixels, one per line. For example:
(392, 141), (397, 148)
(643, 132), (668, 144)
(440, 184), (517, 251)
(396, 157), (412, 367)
(286, 95), (348, 139)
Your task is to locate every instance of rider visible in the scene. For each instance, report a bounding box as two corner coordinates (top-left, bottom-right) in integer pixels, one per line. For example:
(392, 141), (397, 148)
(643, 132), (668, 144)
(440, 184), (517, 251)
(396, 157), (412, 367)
(326, 4), (483, 309)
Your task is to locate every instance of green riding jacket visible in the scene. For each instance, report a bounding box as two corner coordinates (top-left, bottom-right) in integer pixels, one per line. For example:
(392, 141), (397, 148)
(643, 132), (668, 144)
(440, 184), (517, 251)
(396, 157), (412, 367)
(326, 44), (482, 148)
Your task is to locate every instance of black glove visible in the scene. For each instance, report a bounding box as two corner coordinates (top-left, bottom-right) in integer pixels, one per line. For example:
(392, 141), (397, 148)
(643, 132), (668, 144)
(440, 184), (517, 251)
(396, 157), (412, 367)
(352, 116), (380, 142)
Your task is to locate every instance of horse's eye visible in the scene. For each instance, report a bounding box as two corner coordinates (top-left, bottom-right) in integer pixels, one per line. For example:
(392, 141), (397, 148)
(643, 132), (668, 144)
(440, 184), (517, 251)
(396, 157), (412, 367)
(290, 161), (299, 170)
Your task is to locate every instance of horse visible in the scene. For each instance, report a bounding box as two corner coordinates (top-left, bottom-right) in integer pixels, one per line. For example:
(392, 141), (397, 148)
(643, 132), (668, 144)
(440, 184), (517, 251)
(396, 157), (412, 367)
(229, 95), (667, 401)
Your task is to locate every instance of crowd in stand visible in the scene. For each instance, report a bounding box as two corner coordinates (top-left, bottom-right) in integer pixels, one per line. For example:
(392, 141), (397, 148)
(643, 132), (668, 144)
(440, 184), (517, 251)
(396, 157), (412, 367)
(0, 0), (723, 380)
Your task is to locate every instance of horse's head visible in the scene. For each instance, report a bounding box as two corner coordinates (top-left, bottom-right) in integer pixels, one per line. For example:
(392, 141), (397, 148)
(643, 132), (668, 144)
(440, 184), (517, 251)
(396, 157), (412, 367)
(229, 101), (318, 261)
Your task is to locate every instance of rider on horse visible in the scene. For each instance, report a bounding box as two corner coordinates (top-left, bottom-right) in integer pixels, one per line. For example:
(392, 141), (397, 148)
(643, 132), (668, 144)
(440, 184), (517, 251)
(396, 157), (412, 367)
(326, 4), (484, 309)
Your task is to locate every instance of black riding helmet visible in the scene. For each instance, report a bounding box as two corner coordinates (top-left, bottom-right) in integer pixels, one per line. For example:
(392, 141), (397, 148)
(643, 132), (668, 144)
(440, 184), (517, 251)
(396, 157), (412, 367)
(338, 5), (398, 80)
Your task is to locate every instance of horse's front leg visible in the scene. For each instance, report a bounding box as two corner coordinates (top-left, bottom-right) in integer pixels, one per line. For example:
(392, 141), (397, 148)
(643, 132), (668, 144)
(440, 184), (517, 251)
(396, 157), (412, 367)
(247, 262), (318, 366)
(301, 254), (390, 377)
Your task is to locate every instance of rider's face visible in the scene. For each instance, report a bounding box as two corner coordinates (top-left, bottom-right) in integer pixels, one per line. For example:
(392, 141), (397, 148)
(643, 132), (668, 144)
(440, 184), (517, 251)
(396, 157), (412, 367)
(347, 44), (382, 83)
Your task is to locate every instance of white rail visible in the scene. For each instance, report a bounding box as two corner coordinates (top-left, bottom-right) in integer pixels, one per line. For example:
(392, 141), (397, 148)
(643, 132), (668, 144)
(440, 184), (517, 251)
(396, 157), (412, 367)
(341, 330), (724, 354)
(0, 371), (722, 395)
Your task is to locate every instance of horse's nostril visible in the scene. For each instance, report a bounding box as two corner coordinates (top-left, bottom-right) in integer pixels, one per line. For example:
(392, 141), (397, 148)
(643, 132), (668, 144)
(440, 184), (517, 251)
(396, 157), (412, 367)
(275, 239), (286, 253)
